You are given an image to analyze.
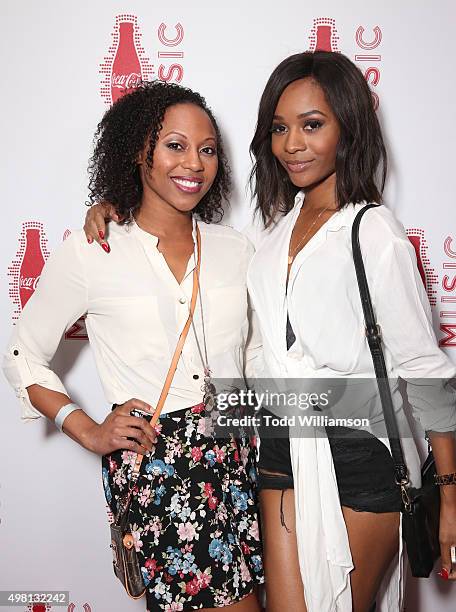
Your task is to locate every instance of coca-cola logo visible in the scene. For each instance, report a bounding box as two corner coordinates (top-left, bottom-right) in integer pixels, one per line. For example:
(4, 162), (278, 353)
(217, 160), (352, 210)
(20, 275), (41, 291)
(111, 71), (141, 90)
(8, 222), (50, 321)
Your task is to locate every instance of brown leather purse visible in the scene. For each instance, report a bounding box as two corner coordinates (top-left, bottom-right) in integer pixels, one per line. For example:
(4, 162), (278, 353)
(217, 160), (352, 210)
(109, 225), (201, 598)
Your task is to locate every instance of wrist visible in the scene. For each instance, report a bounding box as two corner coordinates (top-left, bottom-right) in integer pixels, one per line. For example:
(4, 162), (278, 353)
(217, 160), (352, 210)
(440, 485), (456, 504)
(78, 422), (100, 452)
(61, 409), (99, 452)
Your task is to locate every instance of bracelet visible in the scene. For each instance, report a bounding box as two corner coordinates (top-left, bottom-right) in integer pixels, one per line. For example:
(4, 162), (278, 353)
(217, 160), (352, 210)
(434, 472), (456, 486)
(54, 403), (81, 432)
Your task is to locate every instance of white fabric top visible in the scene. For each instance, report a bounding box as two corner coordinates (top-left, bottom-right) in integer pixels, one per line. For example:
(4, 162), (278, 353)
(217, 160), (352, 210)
(3, 217), (262, 421)
(246, 191), (456, 612)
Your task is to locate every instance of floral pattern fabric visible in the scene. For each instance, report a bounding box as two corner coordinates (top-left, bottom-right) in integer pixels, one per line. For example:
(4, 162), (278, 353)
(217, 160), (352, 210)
(102, 403), (264, 611)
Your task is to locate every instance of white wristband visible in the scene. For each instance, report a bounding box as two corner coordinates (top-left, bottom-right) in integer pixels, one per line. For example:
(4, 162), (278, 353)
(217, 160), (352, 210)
(55, 402), (81, 432)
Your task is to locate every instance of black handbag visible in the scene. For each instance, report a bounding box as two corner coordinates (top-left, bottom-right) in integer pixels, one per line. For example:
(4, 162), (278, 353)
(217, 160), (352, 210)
(352, 204), (440, 578)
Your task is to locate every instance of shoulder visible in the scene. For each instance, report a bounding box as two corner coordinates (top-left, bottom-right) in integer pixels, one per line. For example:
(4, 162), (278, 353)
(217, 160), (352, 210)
(356, 203), (408, 240)
(45, 229), (89, 264)
(199, 221), (255, 258)
(351, 203), (412, 260)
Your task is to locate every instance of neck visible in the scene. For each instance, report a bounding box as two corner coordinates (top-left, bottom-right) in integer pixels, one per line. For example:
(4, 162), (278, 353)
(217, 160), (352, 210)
(135, 191), (193, 238)
(303, 171), (338, 211)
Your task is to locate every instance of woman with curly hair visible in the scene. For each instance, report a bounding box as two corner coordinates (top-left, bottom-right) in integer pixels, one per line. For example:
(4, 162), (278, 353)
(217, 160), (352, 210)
(3, 81), (264, 611)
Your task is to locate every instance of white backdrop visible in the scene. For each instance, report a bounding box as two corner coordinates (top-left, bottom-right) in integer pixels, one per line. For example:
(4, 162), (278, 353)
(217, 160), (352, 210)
(1, 1), (455, 610)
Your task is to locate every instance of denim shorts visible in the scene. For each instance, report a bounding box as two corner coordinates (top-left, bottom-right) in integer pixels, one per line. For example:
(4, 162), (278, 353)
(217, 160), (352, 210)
(257, 412), (402, 514)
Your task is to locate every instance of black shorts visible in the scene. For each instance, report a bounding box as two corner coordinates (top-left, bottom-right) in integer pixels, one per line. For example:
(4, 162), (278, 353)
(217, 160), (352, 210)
(257, 412), (401, 513)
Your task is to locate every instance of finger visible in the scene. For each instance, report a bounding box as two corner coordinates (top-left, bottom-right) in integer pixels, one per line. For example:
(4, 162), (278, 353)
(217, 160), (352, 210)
(134, 417), (158, 443)
(113, 437), (149, 456)
(438, 541), (452, 580)
(121, 398), (154, 414)
(117, 415), (157, 443)
(115, 426), (153, 450)
(84, 205), (111, 249)
(91, 209), (111, 251)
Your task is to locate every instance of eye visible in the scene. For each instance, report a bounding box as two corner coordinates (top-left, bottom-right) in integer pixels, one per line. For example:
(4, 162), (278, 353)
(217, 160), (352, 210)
(304, 120), (323, 131)
(201, 146), (217, 156)
(270, 124), (287, 135)
(166, 141), (184, 151)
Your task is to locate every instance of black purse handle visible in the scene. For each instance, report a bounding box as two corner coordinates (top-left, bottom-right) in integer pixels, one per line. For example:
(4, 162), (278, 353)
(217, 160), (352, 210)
(351, 204), (409, 486)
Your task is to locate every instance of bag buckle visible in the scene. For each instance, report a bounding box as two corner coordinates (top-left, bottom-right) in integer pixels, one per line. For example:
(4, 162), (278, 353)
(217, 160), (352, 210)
(365, 324), (381, 343)
(400, 481), (412, 513)
(123, 533), (135, 550)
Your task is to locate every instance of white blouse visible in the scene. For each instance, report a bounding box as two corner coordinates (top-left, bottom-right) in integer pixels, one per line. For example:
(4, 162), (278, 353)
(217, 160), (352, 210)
(3, 217), (262, 421)
(246, 191), (456, 612)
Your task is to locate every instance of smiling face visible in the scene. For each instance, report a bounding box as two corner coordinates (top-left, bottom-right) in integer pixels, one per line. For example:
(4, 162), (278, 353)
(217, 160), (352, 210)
(270, 77), (340, 191)
(138, 102), (218, 214)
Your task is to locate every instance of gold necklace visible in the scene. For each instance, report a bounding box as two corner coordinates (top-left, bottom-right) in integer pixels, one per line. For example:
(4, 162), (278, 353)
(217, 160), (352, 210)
(288, 206), (330, 265)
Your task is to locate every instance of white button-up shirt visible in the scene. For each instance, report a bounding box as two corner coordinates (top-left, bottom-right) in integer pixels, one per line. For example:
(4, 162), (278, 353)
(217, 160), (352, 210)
(3, 218), (262, 421)
(246, 191), (456, 612)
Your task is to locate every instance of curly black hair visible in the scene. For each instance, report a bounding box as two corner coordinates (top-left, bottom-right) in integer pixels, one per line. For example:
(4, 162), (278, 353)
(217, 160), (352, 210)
(250, 51), (387, 227)
(88, 81), (231, 223)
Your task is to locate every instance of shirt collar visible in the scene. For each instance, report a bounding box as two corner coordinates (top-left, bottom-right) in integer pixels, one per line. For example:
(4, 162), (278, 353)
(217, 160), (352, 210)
(129, 213), (197, 247)
(293, 190), (365, 233)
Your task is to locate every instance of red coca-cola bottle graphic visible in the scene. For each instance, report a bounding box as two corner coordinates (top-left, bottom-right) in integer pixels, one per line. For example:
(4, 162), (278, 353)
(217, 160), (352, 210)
(406, 229), (438, 306)
(111, 21), (141, 103)
(308, 18), (339, 52)
(8, 222), (50, 321)
(19, 229), (45, 309)
(100, 14), (154, 106)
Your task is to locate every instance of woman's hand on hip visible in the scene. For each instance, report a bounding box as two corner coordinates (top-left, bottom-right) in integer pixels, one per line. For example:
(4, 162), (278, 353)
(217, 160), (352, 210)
(85, 398), (157, 456)
(84, 201), (120, 252)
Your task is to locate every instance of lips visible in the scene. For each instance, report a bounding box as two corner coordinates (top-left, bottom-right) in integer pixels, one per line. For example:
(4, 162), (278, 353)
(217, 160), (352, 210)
(285, 160), (314, 173)
(171, 176), (203, 194)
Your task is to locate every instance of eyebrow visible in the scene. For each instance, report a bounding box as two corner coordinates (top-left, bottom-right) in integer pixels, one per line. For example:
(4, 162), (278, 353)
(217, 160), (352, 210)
(273, 110), (328, 120)
(163, 130), (216, 142)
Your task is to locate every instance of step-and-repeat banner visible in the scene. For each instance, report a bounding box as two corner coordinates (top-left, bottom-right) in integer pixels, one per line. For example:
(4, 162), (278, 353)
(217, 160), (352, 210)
(1, 1), (455, 610)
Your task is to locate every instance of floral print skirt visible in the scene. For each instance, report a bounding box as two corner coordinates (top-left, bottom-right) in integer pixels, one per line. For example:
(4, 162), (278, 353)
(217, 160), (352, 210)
(101, 403), (264, 611)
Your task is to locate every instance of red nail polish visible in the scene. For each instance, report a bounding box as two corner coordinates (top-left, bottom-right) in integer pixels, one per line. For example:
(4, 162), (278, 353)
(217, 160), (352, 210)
(101, 243), (110, 253)
(438, 568), (449, 580)
(99, 230), (104, 239)
(87, 237), (93, 244)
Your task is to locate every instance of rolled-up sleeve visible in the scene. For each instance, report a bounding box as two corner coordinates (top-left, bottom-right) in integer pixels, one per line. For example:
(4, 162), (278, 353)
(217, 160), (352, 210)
(3, 232), (88, 421)
(369, 236), (456, 433)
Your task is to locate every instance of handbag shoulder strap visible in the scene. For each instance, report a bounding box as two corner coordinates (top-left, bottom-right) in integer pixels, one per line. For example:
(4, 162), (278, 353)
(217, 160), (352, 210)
(351, 204), (409, 485)
(129, 224), (202, 486)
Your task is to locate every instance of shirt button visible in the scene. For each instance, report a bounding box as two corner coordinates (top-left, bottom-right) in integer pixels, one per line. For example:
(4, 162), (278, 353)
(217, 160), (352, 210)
(13, 349), (19, 356)
(179, 296), (187, 304)
(193, 374), (199, 380)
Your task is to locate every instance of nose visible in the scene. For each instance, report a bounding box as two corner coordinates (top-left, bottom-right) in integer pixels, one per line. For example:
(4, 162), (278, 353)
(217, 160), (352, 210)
(284, 128), (307, 154)
(182, 147), (204, 172)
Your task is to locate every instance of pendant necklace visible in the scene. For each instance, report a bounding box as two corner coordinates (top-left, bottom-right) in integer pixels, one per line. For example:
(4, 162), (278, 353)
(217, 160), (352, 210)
(191, 226), (216, 410)
(288, 205), (330, 265)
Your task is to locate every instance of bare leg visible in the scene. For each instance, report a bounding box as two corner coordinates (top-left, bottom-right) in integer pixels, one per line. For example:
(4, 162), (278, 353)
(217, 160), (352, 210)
(342, 507), (400, 612)
(200, 591), (260, 612)
(259, 481), (307, 612)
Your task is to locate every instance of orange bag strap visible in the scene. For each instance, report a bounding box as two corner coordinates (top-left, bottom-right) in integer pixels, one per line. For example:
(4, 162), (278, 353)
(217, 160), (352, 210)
(130, 224), (201, 484)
